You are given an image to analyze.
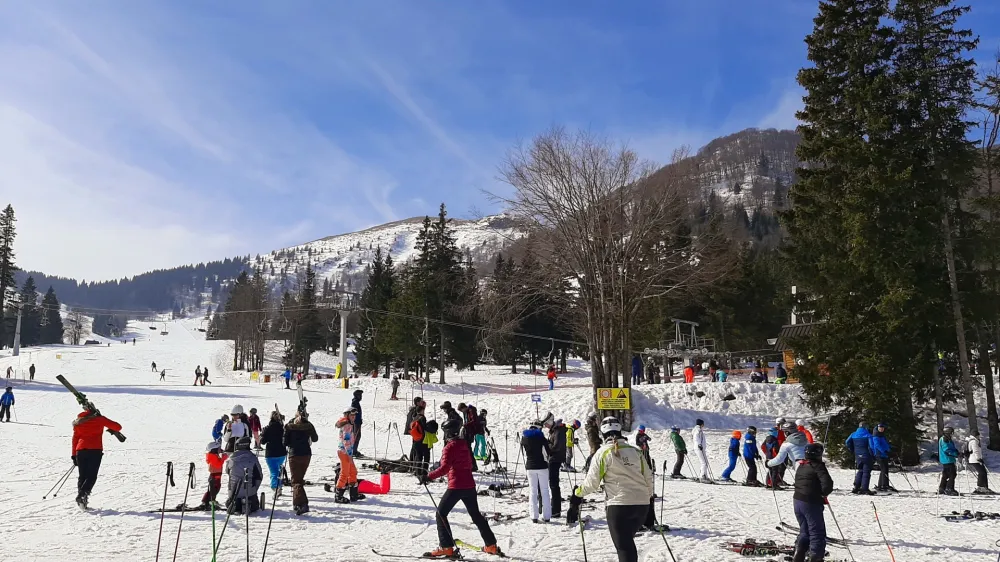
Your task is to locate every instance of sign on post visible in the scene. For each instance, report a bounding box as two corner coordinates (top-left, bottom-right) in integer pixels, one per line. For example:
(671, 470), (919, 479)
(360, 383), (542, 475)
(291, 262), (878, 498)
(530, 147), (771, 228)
(597, 387), (631, 410)
(530, 393), (542, 403)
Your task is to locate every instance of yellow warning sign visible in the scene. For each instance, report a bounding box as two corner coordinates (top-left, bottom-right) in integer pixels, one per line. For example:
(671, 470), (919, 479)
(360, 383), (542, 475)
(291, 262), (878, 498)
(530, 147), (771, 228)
(596, 387), (631, 410)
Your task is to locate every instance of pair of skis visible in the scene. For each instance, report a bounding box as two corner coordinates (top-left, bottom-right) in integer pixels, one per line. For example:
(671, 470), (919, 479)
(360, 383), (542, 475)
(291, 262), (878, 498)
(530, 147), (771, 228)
(775, 521), (846, 546)
(57, 375), (126, 442)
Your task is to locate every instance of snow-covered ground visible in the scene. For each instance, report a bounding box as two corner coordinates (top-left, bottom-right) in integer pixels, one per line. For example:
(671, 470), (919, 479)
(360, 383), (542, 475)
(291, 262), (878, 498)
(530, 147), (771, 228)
(0, 319), (996, 561)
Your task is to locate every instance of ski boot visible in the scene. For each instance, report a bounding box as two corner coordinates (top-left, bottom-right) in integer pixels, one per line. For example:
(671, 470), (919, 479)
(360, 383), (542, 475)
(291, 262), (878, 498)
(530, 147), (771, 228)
(349, 485), (366, 501)
(790, 546), (807, 562)
(482, 544), (504, 556)
(423, 546), (461, 559)
(334, 487), (351, 504)
(75, 493), (89, 511)
(294, 504), (310, 516)
(973, 487), (996, 495)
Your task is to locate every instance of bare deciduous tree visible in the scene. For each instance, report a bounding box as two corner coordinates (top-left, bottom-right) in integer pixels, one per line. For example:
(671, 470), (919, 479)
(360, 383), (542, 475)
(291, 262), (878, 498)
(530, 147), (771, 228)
(494, 128), (731, 402)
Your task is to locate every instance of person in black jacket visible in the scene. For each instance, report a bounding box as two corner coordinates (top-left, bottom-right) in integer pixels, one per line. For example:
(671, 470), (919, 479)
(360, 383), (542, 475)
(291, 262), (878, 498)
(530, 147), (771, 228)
(409, 402), (429, 478)
(522, 422), (552, 522)
(547, 419), (568, 517)
(259, 411), (286, 497)
(792, 443), (834, 562)
(283, 412), (319, 515)
(351, 389), (364, 458)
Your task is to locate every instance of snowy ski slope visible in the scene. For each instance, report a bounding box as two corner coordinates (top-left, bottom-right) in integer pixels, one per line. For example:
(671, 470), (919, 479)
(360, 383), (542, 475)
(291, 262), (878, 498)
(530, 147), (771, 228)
(0, 319), (996, 561)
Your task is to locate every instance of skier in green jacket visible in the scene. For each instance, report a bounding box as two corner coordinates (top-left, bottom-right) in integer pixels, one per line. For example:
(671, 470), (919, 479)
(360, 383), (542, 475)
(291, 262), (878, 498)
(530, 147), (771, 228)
(670, 426), (687, 478)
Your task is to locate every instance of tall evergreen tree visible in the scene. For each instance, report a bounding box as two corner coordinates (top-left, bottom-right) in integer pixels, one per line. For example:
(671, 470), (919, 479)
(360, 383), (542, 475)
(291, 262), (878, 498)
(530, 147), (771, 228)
(0, 205), (16, 347)
(40, 287), (64, 344)
(355, 248), (396, 376)
(289, 263), (323, 374)
(16, 276), (40, 346)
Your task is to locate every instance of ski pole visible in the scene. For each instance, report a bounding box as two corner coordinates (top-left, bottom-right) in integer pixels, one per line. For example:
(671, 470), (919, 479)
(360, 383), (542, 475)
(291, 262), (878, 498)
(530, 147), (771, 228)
(660, 460), (667, 525)
(244, 468), (251, 562)
(394, 422), (405, 460)
(769, 465), (782, 525)
(214, 481), (241, 556)
(155, 462), (175, 562)
(211, 498), (217, 562)
(871, 501), (896, 562)
(422, 483), (456, 547)
(826, 498), (855, 562)
(382, 422), (392, 460)
(577, 507), (589, 562)
(171, 462), (196, 562)
(43, 465), (75, 499)
(261, 462), (284, 562)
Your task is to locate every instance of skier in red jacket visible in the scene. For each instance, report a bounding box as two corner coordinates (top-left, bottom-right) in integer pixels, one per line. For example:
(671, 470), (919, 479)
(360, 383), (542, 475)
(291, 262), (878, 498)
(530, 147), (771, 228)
(423, 417), (502, 558)
(71, 406), (123, 510)
(199, 441), (228, 509)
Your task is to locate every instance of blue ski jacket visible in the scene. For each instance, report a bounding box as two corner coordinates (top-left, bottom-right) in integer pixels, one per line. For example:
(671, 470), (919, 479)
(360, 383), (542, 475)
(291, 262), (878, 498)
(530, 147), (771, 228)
(845, 428), (873, 458)
(870, 434), (890, 459)
(0, 390), (13, 406)
(939, 437), (958, 465)
(727, 437), (740, 457)
(742, 433), (758, 459)
(212, 418), (225, 441)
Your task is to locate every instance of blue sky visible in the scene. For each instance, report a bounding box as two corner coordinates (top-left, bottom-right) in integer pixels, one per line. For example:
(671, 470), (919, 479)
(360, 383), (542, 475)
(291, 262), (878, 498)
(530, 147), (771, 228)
(0, 1), (997, 280)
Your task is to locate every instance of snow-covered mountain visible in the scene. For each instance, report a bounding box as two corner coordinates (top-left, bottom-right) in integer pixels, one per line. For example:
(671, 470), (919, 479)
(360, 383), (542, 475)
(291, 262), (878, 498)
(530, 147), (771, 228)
(247, 214), (525, 294)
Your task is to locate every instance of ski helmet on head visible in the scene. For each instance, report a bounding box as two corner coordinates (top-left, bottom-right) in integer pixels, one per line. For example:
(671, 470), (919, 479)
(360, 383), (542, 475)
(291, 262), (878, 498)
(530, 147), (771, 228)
(354, 389), (363, 396)
(481, 409), (488, 416)
(4, 386), (10, 391)
(441, 417), (462, 440)
(943, 426), (955, 435)
(670, 426), (680, 432)
(638, 425), (646, 432)
(695, 419), (704, 426)
(782, 422), (796, 434)
(572, 419), (581, 429)
(206, 441), (221, 452)
(877, 422), (886, 429)
(775, 417), (786, 426)
(236, 437), (252, 450)
(804, 443), (824, 462)
(858, 421), (865, 428)
(600, 416), (622, 438)
(795, 419), (805, 427)
(231, 405), (245, 415)
(250, 408), (257, 414)
(747, 426), (757, 433)
(732, 430), (742, 439)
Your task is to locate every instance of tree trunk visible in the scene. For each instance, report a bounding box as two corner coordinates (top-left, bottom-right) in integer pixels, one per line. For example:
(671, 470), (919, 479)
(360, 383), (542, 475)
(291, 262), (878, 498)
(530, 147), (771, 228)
(983, 324), (1000, 450)
(942, 211), (980, 436)
(933, 353), (945, 439)
(895, 375), (920, 465)
(384, 357), (391, 379)
(438, 326), (446, 384)
(560, 347), (567, 374)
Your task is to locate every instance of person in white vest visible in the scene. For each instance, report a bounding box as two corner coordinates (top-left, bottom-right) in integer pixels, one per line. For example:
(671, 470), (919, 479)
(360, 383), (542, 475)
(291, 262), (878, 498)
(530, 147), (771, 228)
(223, 405), (249, 452)
(965, 433), (995, 495)
(692, 419), (711, 483)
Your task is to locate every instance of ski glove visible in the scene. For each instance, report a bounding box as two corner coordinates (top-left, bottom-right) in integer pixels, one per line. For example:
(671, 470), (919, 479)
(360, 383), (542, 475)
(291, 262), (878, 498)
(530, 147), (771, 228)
(72, 456), (77, 466)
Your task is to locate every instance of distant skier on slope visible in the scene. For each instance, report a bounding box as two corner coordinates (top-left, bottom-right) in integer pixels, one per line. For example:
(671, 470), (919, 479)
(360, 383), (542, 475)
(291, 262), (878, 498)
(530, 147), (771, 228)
(223, 437), (262, 514)
(159, 369), (166, 381)
(0, 386), (13, 422)
(546, 364), (557, 391)
(282, 368), (292, 390)
(201, 367), (211, 385)
(71, 403), (123, 510)
(570, 416), (653, 562)
(692, 419), (711, 483)
(422, 416), (503, 558)
(193, 366), (202, 386)
(28, 364), (35, 381)
(669, 426), (687, 478)
(390, 375), (400, 400)
(151, 362), (157, 372)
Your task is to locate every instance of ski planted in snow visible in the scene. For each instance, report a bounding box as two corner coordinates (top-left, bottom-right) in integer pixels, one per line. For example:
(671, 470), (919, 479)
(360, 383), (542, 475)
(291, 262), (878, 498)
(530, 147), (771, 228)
(56, 375), (126, 442)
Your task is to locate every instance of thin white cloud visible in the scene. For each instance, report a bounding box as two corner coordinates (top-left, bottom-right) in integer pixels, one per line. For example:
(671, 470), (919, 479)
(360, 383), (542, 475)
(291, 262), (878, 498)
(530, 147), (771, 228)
(758, 87), (804, 131)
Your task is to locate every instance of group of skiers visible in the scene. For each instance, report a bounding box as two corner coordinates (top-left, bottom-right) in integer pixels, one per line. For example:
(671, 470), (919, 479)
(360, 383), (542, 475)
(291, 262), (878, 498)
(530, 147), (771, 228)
(4, 363), (35, 381)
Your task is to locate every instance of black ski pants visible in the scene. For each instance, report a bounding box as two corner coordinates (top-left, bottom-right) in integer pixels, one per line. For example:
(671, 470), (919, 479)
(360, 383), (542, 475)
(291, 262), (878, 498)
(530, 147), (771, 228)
(745, 457), (758, 484)
(876, 457), (890, 490)
(972, 462), (989, 489)
(410, 440), (429, 478)
(940, 463), (957, 493)
(0, 404), (9, 422)
(548, 457), (564, 515)
(435, 488), (496, 548)
(353, 421), (363, 457)
(606, 503), (648, 562)
(672, 451), (685, 477)
(76, 449), (103, 498)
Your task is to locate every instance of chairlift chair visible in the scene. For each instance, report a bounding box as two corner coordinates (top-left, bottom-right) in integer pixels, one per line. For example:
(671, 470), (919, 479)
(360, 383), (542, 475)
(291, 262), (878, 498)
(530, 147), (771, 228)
(160, 321), (169, 336)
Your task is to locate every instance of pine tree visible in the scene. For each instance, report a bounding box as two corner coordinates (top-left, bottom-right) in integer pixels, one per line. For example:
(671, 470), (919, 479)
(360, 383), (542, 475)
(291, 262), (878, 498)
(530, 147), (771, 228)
(16, 276), (40, 346)
(289, 263), (323, 374)
(40, 287), (64, 344)
(0, 205), (16, 347)
(355, 247), (396, 375)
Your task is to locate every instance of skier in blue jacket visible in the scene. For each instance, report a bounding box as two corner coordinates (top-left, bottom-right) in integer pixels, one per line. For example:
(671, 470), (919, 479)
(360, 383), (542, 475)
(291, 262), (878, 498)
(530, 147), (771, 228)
(742, 426), (762, 486)
(720, 430), (742, 481)
(212, 414), (229, 441)
(631, 355), (642, 386)
(845, 423), (874, 495)
(0, 386), (13, 422)
(870, 422), (893, 492)
(938, 427), (959, 496)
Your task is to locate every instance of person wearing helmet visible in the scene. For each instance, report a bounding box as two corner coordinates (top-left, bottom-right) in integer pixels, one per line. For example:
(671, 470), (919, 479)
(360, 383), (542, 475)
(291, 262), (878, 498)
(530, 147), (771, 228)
(768, 423), (808, 483)
(284, 410), (319, 514)
(742, 426), (763, 486)
(521, 421), (553, 522)
(423, 416), (503, 558)
(223, 437), (263, 514)
(335, 409), (362, 503)
(0, 386), (13, 422)
(791, 443), (834, 562)
(669, 426), (687, 478)
(571, 417), (654, 562)
(564, 419), (582, 471)
(547, 419), (568, 516)
(224, 405), (249, 453)
(634, 425), (654, 475)
(692, 419), (711, 483)
(938, 427), (959, 496)
(197, 441), (228, 510)
(796, 419), (815, 444)
(248, 408), (263, 450)
(845, 422), (874, 495)
(720, 430), (742, 482)
(870, 422), (893, 493)
(71, 402), (123, 510)
(965, 432), (994, 495)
